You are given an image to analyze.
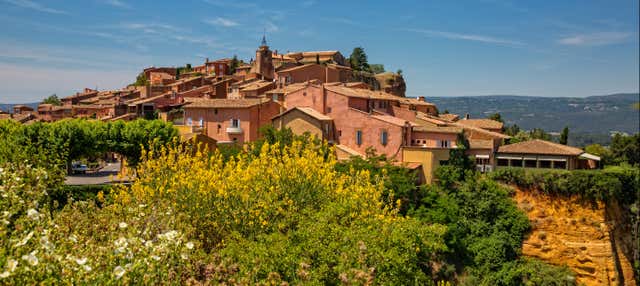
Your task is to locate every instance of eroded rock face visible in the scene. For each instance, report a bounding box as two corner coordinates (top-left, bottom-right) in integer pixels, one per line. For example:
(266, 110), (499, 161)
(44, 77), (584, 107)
(514, 189), (636, 286)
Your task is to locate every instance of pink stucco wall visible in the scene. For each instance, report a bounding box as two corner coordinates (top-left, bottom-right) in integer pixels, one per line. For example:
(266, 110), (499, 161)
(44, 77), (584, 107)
(184, 101), (280, 144)
(411, 131), (458, 148)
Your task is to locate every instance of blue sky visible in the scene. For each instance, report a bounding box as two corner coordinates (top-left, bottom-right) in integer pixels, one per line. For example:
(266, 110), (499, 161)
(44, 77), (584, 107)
(0, 0), (638, 103)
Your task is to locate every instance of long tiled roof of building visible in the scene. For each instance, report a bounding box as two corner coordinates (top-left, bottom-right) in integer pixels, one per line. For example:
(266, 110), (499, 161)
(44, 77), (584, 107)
(297, 107), (332, 120)
(325, 85), (400, 101)
(438, 113), (460, 122)
(397, 97), (436, 107)
(371, 113), (417, 127)
(266, 82), (310, 94)
(184, 97), (270, 108)
(239, 80), (273, 91)
(497, 139), (584, 156)
(273, 107), (332, 121)
(127, 93), (169, 105)
(277, 63), (316, 73)
(451, 122), (511, 139)
(413, 122), (462, 133)
(457, 118), (504, 130)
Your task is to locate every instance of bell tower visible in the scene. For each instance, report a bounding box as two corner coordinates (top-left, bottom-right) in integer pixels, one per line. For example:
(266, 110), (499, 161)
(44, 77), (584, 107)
(253, 34), (274, 80)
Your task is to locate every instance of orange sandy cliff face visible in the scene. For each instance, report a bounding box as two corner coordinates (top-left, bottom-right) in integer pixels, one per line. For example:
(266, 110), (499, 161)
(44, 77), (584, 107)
(513, 189), (636, 286)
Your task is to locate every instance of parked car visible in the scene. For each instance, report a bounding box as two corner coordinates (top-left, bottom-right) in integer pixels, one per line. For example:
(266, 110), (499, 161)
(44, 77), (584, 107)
(71, 163), (89, 174)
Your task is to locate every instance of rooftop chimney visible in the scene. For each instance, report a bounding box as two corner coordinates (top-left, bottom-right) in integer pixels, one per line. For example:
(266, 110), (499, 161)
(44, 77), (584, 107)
(465, 113), (470, 120)
(418, 96), (425, 102)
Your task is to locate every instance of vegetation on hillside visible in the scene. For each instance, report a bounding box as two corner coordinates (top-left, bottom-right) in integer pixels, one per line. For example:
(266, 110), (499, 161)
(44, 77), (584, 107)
(4, 124), (635, 284)
(42, 94), (62, 106)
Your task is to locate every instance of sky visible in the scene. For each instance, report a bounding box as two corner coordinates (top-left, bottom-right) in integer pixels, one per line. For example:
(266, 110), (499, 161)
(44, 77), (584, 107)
(0, 0), (638, 103)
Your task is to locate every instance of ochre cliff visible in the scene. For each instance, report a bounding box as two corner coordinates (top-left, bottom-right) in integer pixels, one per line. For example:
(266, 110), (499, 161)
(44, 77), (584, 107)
(513, 189), (636, 286)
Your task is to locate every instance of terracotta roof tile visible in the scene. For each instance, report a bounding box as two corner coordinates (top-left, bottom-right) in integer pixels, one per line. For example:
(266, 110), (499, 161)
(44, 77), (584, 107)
(497, 139), (584, 156)
(457, 118), (504, 130)
(184, 97), (271, 109)
(266, 82), (310, 94)
(438, 113), (460, 122)
(324, 85), (400, 101)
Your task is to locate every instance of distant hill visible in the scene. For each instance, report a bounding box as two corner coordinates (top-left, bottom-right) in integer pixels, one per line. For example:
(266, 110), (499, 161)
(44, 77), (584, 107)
(0, 102), (39, 113)
(429, 93), (640, 135)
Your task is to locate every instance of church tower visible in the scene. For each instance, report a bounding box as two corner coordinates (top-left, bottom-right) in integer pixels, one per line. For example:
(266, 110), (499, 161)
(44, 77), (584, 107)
(252, 35), (274, 80)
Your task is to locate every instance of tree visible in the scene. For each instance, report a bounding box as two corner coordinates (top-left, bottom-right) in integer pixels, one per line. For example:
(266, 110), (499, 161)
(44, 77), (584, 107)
(349, 47), (370, 72)
(609, 133), (640, 165)
(369, 64), (385, 74)
(229, 55), (239, 74)
(487, 113), (503, 123)
(396, 69), (403, 75)
(42, 94), (62, 106)
(530, 128), (551, 141)
(504, 124), (520, 136)
(560, 126), (569, 145)
(133, 72), (148, 86)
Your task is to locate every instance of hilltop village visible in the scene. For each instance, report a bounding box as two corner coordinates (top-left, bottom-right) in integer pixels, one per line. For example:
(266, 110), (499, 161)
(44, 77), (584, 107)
(0, 37), (601, 183)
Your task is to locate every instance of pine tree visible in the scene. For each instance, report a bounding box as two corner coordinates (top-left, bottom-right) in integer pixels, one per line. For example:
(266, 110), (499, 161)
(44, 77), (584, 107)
(560, 126), (569, 145)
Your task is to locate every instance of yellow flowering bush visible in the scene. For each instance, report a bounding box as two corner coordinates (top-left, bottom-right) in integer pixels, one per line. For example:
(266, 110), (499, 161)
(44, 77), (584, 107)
(1, 139), (448, 284)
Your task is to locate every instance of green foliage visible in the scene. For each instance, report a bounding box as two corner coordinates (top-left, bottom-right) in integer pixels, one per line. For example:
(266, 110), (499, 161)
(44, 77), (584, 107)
(396, 69), (403, 75)
(489, 167), (639, 204)
(42, 94), (62, 106)
(409, 170), (535, 284)
(0, 119), (177, 172)
(509, 128), (551, 144)
(335, 147), (423, 214)
(609, 133), (640, 166)
(504, 124), (520, 136)
(466, 258), (576, 286)
(228, 55), (239, 74)
(560, 126), (569, 145)
(487, 113), (503, 123)
(349, 47), (370, 72)
(369, 64), (385, 74)
(132, 72), (147, 86)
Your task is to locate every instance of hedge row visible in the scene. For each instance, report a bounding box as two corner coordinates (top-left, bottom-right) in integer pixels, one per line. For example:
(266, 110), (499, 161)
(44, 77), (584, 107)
(488, 166), (639, 204)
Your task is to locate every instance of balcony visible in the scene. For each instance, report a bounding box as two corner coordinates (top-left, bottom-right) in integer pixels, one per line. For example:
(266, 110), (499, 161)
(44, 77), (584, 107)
(226, 127), (243, 134)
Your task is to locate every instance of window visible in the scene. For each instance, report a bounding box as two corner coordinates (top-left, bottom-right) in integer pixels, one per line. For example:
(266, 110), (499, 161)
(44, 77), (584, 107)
(356, 130), (363, 145)
(214, 108), (218, 115)
(525, 160), (537, 168)
(539, 160), (552, 168)
(380, 130), (388, 146)
(511, 159), (523, 167)
(327, 107), (332, 113)
(554, 161), (566, 169)
(439, 140), (449, 148)
(272, 94), (278, 102)
(324, 123), (329, 135)
(497, 159), (509, 166)
(338, 130), (342, 137)
(230, 119), (240, 128)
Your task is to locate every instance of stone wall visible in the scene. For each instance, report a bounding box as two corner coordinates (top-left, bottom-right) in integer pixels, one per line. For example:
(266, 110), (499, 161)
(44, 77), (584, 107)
(513, 189), (636, 286)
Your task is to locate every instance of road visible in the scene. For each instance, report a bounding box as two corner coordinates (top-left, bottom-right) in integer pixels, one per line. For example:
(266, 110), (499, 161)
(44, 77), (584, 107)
(65, 162), (128, 185)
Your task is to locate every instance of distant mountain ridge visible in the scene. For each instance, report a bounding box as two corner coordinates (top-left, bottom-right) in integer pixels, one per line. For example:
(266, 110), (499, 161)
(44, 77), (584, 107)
(0, 102), (39, 113)
(429, 93), (639, 134)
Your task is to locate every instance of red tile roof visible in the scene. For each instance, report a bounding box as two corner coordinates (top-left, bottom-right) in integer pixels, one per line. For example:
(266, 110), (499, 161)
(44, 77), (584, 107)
(497, 139), (584, 156)
(457, 118), (504, 130)
(184, 97), (271, 109)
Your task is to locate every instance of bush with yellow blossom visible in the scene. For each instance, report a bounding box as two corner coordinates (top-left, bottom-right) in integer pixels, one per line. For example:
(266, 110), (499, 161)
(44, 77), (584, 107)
(1, 137), (448, 284)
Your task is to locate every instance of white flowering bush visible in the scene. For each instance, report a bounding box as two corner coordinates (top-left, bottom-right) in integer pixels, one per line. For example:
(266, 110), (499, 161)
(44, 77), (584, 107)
(0, 163), (211, 284)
